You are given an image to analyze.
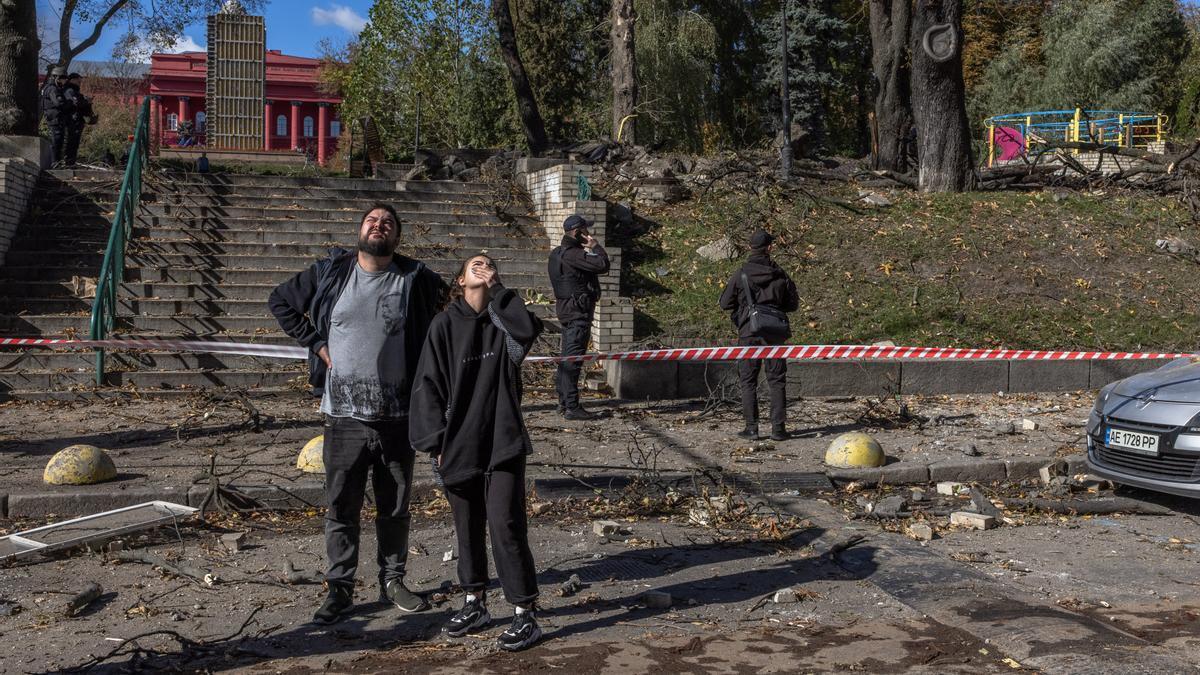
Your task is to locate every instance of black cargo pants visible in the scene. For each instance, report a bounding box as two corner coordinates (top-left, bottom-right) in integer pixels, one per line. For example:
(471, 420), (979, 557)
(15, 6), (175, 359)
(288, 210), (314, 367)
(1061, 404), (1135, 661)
(738, 336), (788, 428)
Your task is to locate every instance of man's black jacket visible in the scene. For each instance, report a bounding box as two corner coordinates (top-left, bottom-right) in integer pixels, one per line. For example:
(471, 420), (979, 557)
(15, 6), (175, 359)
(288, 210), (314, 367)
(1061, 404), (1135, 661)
(548, 234), (610, 323)
(718, 252), (800, 340)
(40, 82), (72, 125)
(267, 248), (448, 396)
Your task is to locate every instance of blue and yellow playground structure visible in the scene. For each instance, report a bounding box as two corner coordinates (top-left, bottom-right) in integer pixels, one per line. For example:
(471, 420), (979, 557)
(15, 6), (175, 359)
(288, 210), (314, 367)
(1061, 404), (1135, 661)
(984, 108), (1168, 167)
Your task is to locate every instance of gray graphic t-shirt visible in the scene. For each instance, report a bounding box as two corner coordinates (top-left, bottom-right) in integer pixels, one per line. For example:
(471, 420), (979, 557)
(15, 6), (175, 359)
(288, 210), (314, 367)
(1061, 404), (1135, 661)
(320, 262), (412, 421)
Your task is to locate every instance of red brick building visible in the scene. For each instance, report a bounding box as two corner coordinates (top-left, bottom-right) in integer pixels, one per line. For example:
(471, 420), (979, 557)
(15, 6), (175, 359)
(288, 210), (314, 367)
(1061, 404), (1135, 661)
(148, 50), (342, 165)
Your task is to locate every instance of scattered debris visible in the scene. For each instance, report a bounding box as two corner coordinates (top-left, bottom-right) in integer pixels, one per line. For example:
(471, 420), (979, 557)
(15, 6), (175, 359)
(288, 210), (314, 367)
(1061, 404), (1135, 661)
(968, 488), (1004, 520)
(695, 236), (737, 261)
(873, 495), (908, 518)
(859, 191), (892, 207)
(282, 560), (323, 585)
(0, 501), (197, 561)
(958, 443), (981, 457)
(530, 501), (553, 516)
(593, 520), (627, 537)
(63, 583), (103, 618)
(558, 574), (585, 598)
(115, 551), (218, 587)
(909, 488), (928, 503)
(442, 550), (457, 562)
(641, 590), (673, 609)
(907, 522), (935, 541)
(220, 532), (247, 553)
(1020, 419), (1040, 432)
(772, 588), (799, 604)
(950, 511), (996, 530)
(937, 482), (966, 496)
(0, 600), (21, 617)
(1039, 460), (1068, 485)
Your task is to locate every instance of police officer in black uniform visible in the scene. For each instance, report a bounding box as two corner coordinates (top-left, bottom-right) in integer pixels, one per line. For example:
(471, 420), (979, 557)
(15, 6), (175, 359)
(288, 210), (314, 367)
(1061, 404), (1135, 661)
(548, 214), (610, 420)
(63, 73), (98, 167)
(40, 67), (73, 166)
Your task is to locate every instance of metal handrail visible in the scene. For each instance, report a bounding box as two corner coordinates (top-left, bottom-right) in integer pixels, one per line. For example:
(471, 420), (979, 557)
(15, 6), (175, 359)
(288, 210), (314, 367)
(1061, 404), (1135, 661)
(89, 96), (150, 384)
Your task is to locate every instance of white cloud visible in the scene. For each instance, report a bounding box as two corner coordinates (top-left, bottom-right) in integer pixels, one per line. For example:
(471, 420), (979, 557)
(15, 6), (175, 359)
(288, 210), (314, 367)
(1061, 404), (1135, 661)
(168, 35), (205, 54)
(122, 34), (206, 64)
(311, 4), (367, 34)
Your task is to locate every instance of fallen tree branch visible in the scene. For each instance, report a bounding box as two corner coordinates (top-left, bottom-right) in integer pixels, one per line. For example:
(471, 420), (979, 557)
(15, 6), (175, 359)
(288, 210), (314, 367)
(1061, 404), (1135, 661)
(114, 551), (219, 587)
(67, 605), (264, 672)
(62, 583), (103, 617)
(282, 560), (324, 585)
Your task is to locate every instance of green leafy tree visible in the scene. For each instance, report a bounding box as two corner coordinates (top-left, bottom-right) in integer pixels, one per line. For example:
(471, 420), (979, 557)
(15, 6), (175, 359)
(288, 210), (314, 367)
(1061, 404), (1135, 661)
(326, 0), (522, 155)
(634, 0), (718, 151)
(971, 0), (1188, 129)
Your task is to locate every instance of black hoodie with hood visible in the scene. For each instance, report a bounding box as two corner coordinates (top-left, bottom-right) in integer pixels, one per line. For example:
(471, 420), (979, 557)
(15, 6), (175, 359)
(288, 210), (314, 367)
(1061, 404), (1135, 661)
(718, 252), (800, 340)
(408, 286), (544, 486)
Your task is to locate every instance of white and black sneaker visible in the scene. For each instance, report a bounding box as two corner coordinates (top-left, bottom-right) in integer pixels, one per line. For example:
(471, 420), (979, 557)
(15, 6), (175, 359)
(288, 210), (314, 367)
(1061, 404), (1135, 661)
(497, 611), (542, 651)
(444, 597), (491, 637)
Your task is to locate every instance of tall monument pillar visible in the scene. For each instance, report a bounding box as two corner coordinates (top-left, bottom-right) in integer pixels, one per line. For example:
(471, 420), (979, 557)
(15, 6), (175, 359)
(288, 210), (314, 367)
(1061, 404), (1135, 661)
(205, 1), (266, 150)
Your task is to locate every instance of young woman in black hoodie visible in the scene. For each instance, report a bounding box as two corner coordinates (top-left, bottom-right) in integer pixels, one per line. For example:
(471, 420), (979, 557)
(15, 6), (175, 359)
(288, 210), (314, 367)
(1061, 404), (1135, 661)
(409, 254), (545, 651)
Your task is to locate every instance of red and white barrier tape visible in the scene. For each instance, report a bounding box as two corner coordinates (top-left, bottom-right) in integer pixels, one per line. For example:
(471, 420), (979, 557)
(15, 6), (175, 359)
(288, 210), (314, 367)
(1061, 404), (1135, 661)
(0, 337), (1191, 364)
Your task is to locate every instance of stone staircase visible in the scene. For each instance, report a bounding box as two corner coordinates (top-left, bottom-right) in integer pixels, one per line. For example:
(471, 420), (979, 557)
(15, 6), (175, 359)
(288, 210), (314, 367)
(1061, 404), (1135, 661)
(0, 169), (553, 399)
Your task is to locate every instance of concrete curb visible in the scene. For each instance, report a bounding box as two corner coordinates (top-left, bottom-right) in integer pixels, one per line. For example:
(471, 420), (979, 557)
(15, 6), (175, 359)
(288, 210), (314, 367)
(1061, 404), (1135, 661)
(825, 454), (1087, 486)
(1, 479), (441, 519)
(0, 454), (1083, 519)
(606, 358), (1172, 400)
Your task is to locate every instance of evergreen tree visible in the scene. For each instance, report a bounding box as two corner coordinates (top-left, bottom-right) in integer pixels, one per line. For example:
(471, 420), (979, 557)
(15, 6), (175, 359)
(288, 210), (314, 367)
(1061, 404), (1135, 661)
(760, 0), (850, 153)
(325, 0), (523, 156)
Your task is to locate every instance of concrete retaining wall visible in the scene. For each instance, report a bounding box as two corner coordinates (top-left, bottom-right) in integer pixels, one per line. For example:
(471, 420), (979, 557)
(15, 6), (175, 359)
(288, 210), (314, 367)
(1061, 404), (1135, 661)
(606, 357), (1172, 400)
(0, 137), (47, 267)
(522, 163), (632, 352)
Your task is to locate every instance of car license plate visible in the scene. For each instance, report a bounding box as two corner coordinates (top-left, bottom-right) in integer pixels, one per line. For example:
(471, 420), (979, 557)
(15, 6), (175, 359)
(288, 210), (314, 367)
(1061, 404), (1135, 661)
(1105, 427), (1159, 456)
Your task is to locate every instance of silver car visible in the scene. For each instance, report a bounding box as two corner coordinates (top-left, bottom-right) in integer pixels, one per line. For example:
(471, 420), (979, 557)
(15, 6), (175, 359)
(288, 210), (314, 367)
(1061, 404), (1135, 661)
(1087, 357), (1200, 497)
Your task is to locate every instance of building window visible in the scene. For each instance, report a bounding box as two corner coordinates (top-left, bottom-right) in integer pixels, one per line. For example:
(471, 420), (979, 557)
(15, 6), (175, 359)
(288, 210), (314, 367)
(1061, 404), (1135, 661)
(167, 113), (178, 131)
(303, 116), (315, 137)
(276, 115), (287, 137)
(195, 111), (206, 133)
(330, 120), (341, 138)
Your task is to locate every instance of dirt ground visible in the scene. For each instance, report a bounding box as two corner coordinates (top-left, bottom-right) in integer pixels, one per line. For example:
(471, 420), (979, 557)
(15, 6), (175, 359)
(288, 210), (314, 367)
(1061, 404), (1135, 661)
(8, 389), (1200, 673)
(0, 387), (1094, 496)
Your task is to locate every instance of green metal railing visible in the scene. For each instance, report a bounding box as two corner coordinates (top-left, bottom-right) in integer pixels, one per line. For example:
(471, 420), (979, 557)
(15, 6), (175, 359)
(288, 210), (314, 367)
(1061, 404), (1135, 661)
(89, 96), (151, 384)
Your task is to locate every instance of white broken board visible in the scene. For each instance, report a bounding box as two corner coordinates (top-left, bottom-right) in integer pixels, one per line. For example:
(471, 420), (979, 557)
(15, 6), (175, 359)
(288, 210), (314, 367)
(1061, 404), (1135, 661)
(0, 501), (197, 561)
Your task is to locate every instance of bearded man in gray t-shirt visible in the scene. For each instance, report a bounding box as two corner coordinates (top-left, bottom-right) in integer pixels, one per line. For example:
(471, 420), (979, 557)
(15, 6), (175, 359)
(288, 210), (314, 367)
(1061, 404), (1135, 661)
(270, 203), (447, 624)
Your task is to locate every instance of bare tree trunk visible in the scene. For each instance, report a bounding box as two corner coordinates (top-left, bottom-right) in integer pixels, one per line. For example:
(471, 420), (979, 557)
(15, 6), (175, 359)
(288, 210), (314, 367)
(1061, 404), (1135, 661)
(0, 0), (40, 136)
(910, 0), (975, 192)
(610, 0), (636, 144)
(869, 0), (912, 172)
(54, 0), (129, 75)
(492, 0), (548, 156)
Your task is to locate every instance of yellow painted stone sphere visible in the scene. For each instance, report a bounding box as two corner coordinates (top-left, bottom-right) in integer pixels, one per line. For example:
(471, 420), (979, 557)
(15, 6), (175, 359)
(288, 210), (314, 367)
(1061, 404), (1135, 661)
(43, 444), (117, 485)
(824, 432), (886, 468)
(297, 435), (325, 474)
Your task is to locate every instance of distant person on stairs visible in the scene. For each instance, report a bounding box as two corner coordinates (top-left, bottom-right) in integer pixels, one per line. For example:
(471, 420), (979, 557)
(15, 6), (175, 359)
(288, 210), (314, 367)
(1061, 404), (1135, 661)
(268, 203), (448, 625)
(62, 73), (98, 167)
(39, 67), (73, 166)
(548, 214), (610, 420)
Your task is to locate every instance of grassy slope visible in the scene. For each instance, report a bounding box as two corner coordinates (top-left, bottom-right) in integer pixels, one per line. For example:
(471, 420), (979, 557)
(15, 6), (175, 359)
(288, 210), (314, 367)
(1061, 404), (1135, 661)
(624, 185), (1200, 351)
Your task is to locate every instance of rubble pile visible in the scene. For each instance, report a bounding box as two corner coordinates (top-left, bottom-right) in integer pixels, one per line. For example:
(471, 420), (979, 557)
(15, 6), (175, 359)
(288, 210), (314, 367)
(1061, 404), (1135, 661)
(835, 470), (1169, 542)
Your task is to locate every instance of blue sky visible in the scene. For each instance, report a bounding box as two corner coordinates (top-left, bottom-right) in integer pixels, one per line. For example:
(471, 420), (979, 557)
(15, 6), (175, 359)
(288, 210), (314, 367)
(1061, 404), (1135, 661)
(37, 1), (371, 63)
